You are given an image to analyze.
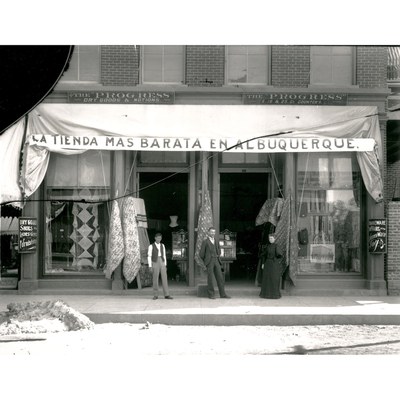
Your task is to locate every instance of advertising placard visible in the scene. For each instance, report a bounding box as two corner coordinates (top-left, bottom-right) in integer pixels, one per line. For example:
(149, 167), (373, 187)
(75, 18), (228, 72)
(18, 217), (37, 253)
(368, 219), (386, 254)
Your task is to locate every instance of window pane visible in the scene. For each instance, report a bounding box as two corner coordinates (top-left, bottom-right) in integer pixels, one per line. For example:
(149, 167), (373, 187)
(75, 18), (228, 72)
(47, 151), (110, 188)
(143, 45), (184, 83)
(78, 151), (111, 187)
(311, 46), (353, 85)
(227, 45), (268, 84)
(143, 53), (163, 82)
(79, 46), (100, 81)
(297, 153), (361, 274)
(248, 54), (267, 83)
(227, 54), (247, 83)
(164, 54), (183, 82)
(45, 188), (110, 275)
(60, 45), (100, 82)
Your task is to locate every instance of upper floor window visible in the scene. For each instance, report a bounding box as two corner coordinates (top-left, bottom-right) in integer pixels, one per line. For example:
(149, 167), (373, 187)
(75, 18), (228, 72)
(310, 46), (354, 86)
(60, 45), (101, 83)
(388, 46), (400, 81)
(142, 45), (185, 84)
(226, 46), (270, 85)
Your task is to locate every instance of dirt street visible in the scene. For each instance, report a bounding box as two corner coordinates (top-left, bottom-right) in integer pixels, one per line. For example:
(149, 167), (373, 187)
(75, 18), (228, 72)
(1, 323), (399, 400)
(1, 322), (400, 355)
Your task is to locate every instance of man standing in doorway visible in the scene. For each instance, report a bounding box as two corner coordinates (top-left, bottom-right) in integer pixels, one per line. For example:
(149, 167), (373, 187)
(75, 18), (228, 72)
(199, 227), (231, 299)
(148, 233), (173, 300)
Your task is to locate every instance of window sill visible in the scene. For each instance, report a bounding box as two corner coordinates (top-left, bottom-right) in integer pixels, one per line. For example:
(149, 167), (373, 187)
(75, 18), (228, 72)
(307, 84), (360, 90)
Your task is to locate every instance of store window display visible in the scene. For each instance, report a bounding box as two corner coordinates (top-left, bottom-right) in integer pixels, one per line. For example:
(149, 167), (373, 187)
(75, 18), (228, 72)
(44, 151), (111, 275)
(297, 153), (361, 274)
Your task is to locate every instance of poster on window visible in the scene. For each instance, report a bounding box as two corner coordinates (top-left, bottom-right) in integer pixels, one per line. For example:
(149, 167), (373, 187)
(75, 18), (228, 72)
(310, 244), (335, 264)
(368, 219), (386, 254)
(18, 217), (37, 253)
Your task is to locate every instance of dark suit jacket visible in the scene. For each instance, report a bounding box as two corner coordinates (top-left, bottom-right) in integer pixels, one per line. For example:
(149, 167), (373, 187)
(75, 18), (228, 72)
(199, 237), (222, 267)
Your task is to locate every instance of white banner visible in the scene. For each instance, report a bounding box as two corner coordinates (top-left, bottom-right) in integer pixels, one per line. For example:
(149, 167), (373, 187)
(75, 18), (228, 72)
(29, 134), (376, 153)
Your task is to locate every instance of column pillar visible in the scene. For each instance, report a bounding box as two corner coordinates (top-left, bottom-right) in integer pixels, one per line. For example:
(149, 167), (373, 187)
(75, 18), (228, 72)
(365, 196), (386, 293)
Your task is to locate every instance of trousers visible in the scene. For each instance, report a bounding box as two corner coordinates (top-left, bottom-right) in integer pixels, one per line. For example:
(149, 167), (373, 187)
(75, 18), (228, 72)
(206, 258), (226, 298)
(152, 256), (170, 296)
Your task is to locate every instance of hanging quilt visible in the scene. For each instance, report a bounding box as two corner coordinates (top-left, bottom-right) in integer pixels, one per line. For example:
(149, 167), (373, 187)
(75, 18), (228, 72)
(132, 197), (152, 287)
(255, 197), (284, 227)
(194, 190), (214, 269)
(69, 202), (100, 270)
(122, 197), (141, 283)
(104, 200), (124, 279)
(275, 190), (298, 285)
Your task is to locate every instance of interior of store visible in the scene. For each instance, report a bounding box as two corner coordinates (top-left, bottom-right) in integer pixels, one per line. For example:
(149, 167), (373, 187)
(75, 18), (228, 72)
(219, 173), (269, 281)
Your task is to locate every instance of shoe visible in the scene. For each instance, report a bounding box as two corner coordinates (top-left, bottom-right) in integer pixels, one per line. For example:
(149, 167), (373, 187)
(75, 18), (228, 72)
(165, 295), (173, 299)
(221, 295), (231, 299)
(208, 296), (216, 299)
(152, 296), (158, 300)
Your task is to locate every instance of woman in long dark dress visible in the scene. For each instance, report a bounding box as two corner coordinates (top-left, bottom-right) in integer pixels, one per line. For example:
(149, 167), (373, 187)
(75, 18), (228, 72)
(259, 233), (283, 299)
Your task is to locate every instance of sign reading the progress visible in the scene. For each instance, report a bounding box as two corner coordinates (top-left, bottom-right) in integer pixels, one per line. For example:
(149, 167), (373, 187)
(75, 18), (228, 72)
(18, 217), (37, 253)
(244, 93), (348, 105)
(67, 91), (175, 104)
(368, 219), (386, 254)
(30, 135), (376, 153)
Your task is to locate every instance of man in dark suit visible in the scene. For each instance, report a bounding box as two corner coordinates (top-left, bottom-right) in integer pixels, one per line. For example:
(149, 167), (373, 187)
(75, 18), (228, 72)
(199, 227), (231, 299)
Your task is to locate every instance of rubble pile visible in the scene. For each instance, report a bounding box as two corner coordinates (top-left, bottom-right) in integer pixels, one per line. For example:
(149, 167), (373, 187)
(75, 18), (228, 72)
(0, 300), (94, 335)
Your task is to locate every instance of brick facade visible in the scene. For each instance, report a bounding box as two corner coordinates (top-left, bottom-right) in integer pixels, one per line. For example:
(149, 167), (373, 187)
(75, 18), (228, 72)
(356, 47), (388, 88)
(271, 46), (310, 87)
(185, 46), (225, 87)
(101, 45), (139, 86)
(388, 202), (400, 295)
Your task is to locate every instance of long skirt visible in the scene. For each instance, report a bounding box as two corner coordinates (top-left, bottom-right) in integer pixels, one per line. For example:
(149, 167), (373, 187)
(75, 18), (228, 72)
(259, 259), (281, 299)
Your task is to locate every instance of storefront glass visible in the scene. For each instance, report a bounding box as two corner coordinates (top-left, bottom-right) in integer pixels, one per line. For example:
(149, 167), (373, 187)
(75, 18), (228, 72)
(296, 153), (361, 274)
(44, 151), (110, 275)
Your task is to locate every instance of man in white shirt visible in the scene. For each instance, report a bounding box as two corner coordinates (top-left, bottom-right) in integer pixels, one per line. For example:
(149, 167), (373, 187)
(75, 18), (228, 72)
(147, 232), (173, 300)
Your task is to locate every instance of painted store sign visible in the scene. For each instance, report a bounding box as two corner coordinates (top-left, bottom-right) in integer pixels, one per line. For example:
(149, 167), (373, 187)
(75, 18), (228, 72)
(68, 91), (174, 104)
(244, 93), (348, 105)
(29, 135), (376, 153)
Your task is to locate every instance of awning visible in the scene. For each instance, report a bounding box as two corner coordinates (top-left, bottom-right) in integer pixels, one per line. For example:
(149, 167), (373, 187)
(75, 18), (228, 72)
(0, 103), (384, 206)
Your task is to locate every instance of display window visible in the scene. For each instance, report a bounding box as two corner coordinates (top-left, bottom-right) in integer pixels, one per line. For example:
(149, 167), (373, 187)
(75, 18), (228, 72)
(296, 153), (362, 274)
(44, 151), (111, 275)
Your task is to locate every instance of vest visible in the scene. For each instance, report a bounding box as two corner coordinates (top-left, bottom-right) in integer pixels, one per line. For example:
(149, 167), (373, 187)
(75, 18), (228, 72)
(151, 243), (165, 263)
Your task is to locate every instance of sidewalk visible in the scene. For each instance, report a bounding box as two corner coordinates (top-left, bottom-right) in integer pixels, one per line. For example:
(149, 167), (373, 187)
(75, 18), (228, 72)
(1, 285), (400, 325)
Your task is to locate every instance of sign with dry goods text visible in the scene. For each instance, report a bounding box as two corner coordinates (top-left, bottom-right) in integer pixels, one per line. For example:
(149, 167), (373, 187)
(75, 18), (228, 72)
(18, 217), (37, 253)
(67, 91), (174, 104)
(368, 219), (386, 254)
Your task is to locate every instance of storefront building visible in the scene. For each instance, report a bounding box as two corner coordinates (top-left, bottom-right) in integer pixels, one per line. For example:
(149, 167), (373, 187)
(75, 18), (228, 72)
(0, 45), (393, 295)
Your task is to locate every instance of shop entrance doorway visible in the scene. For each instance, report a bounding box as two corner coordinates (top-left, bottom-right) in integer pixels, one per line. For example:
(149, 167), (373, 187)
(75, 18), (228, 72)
(219, 173), (269, 281)
(138, 172), (189, 283)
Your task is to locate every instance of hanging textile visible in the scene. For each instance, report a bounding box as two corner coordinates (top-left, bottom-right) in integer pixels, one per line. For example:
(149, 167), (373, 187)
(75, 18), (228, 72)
(194, 190), (214, 269)
(131, 197), (148, 228)
(104, 200), (124, 279)
(131, 197), (152, 287)
(69, 201), (100, 270)
(121, 197), (141, 283)
(0, 118), (25, 207)
(275, 190), (297, 285)
(255, 197), (284, 227)
(131, 197), (149, 262)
